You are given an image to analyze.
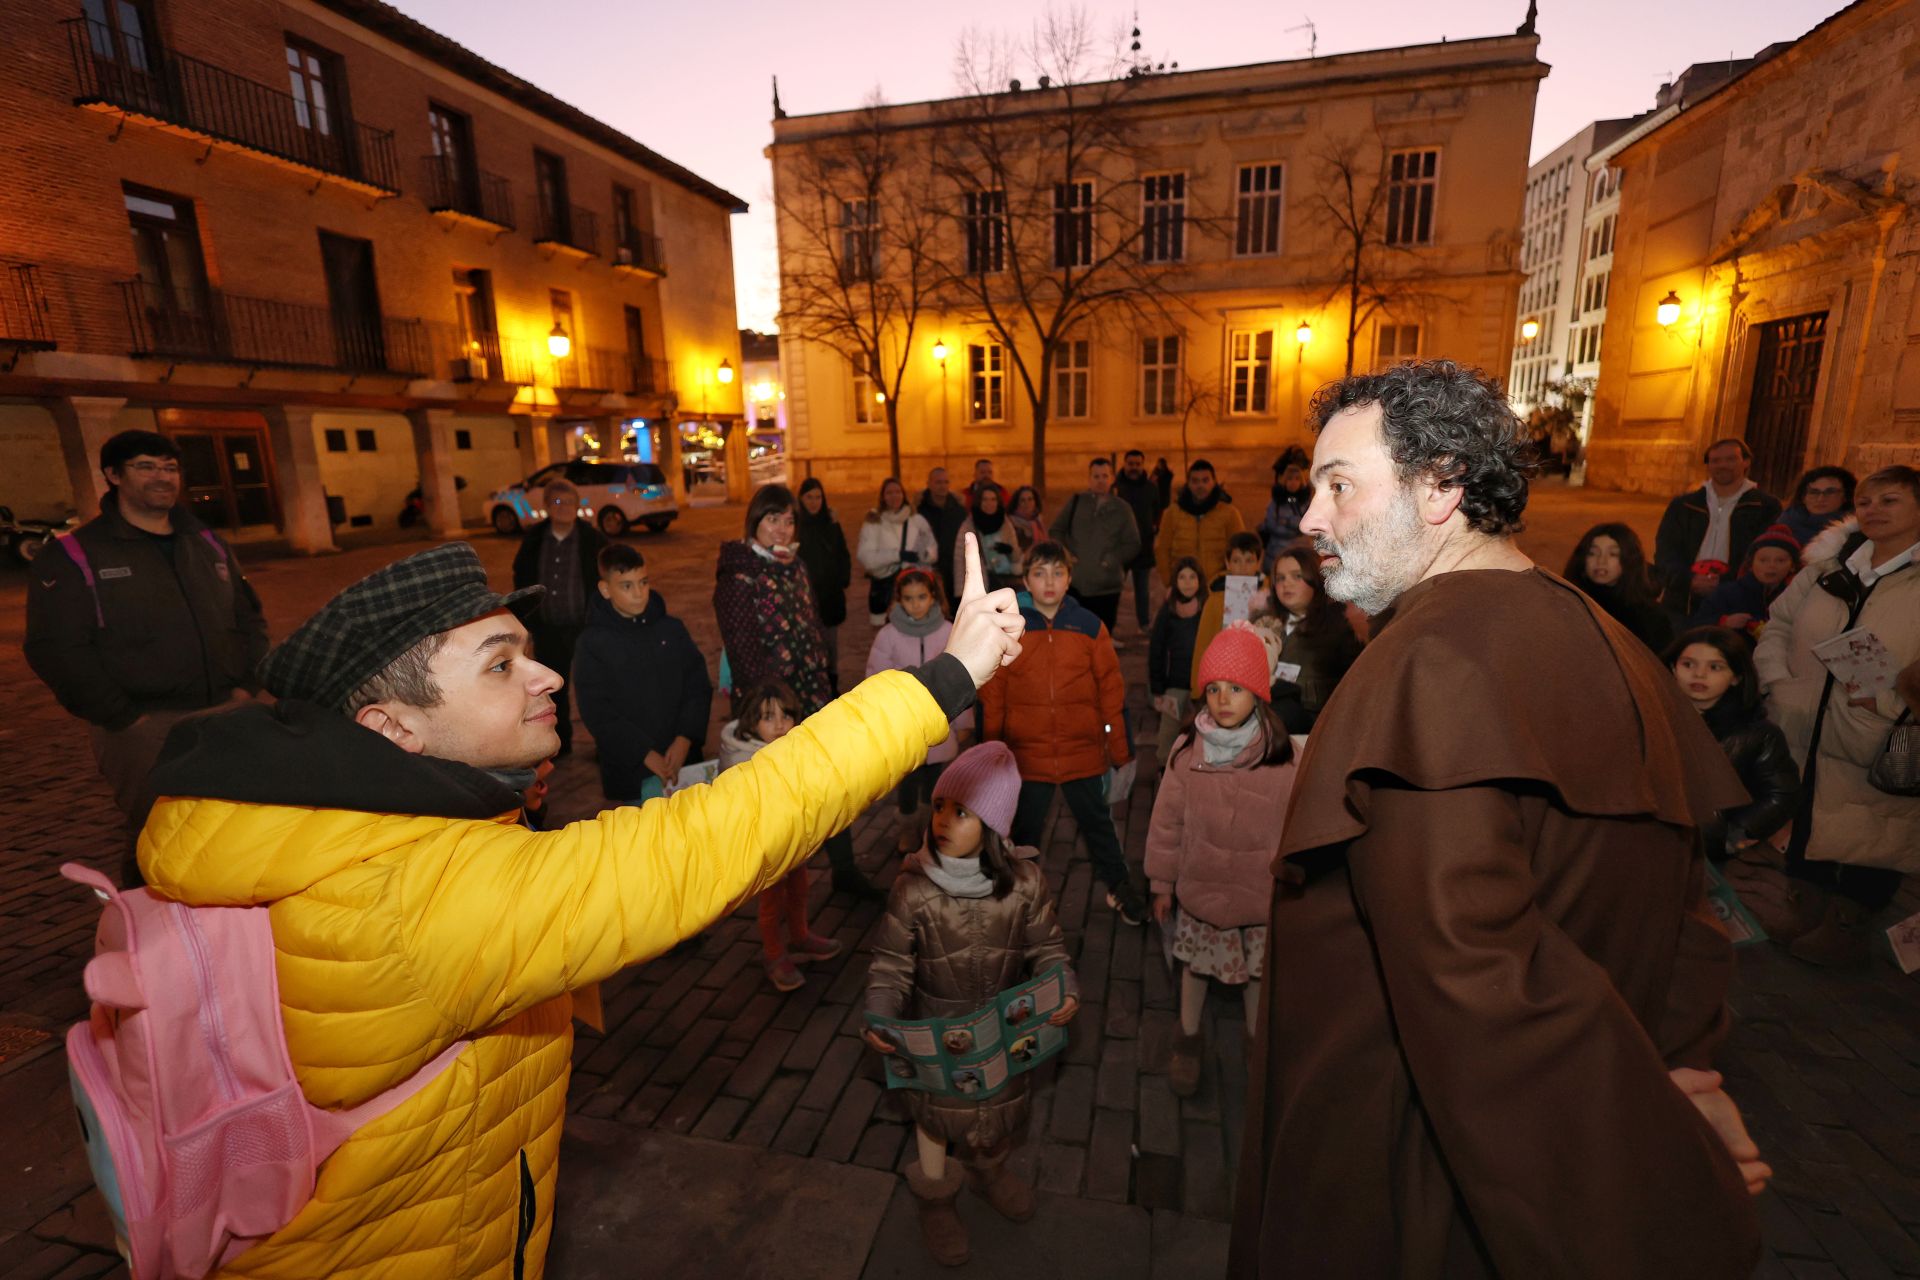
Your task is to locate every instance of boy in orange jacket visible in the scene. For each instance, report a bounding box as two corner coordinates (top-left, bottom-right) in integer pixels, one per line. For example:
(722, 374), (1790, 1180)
(979, 540), (1145, 924)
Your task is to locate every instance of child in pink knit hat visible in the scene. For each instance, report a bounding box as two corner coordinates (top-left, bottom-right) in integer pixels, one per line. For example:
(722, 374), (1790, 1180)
(862, 741), (1080, 1267)
(1144, 625), (1297, 1098)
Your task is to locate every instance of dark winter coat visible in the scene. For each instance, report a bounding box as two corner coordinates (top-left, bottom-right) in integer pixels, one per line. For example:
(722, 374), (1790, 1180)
(1048, 490), (1142, 596)
(1148, 601), (1203, 696)
(917, 491), (970, 587)
(1653, 486), (1783, 607)
(977, 596), (1129, 784)
(1250, 608), (1363, 735)
(511, 520), (607, 620)
(1114, 472), (1164, 568)
(1699, 698), (1799, 860)
(1688, 573), (1787, 631)
(866, 847), (1075, 1150)
(796, 505), (854, 629)
(572, 593), (713, 800)
(712, 540), (833, 714)
(24, 499), (267, 730)
(1258, 486), (1313, 567)
(1580, 579), (1676, 654)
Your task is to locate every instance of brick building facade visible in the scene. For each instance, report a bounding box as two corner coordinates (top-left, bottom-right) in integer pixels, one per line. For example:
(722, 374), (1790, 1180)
(0, 0), (746, 550)
(1586, 0), (1920, 497)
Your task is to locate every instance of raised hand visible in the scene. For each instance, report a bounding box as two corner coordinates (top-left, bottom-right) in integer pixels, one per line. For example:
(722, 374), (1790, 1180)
(1669, 1067), (1771, 1196)
(943, 533), (1025, 687)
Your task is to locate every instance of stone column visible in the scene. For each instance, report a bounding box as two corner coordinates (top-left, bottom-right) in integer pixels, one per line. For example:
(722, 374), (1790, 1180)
(405, 408), (466, 540)
(513, 412), (556, 473)
(657, 419), (687, 504)
(258, 405), (340, 555)
(724, 419), (752, 504)
(44, 395), (127, 516)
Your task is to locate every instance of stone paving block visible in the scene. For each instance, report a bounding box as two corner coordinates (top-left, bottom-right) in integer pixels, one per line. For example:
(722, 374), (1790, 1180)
(1037, 1140), (1087, 1196)
(798, 1036), (867, 1114)
(1756, 1189), (1827, 1260)
(1049, 1065), (1097, 1144)
(1150, 1208), (1231, 1278)
(1822, 1172), (1920, 1273)
(770, 974), (830, 1031)
(1086, 1108), (1135, 1203)
(1747, 1048), (1848, 1127)
(1824, 1130), (1920, 1227)
(1181, 1120), (1232, 1223)
(723, 1028), (797, 1100)
(1141, 946), (1174, 1010)
(1138, 1009), (1176, 1074)
(691, 1095), (749, 1142)
(1135, 1154), (1182, 1213)
(773, 1105), (829, 1157)
(1105, 979), (1141, 1040)
(825, 952), (871, 1004)
(615, 1081), (677, 1127)
(650, 1018), (727, 1088)
(1096, 1038), (1141, 1111)
(577, 1047), (665, 1118)
(696, 939), (759, 993)
(1137, 1077), (1182, 1158)
(1796, 1202), (1901, 1280)
(851, 1122), (907, 1172)
(783, 1004), (845, 1071)
(709, 965), (768, 1022)
(656, 1059), (733, 1135)
(1835, 1027), (1920, 1095)
(861, 1185), (1151, 1280)
(735, 1075), (808, 1149)
(641, 960), (700, 1012)
(642, 986), (716, 1049)
(721, 992), (784, 1052)
(815, 1079), (882, 1164)
(1065, 1007), (1104, 1066)
(1111, 918), (1145, 983)
(27, 1194), (113, 1254)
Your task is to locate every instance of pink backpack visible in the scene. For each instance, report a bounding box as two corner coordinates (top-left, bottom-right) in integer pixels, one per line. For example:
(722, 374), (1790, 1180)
(61, 862), (466, 1279)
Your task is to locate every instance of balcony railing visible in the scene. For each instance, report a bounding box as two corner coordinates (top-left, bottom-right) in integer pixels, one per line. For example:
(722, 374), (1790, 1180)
(65, 18), (401, 194)
(625, 355), (671, 395)
(551, 345), (623, 392)
(121, 280), (426, 374)
(612, 231), (666, 277)
(534, 203), (598, 256)
(419, 155), (514, 230)
(424, 323), (539, 385)
(1, 265), (56, 348)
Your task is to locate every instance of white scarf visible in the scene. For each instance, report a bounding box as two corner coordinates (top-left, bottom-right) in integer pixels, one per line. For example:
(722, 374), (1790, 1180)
(921, 848), (994, 898)
(1195, 709), (1262, 767)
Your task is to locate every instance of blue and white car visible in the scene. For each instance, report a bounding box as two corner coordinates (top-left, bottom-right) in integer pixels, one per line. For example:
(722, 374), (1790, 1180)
(489, 458), (677, 537)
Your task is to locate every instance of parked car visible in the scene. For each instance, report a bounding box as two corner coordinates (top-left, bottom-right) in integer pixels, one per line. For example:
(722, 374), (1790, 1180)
(489, 458), (677, 537)
(0, 506), (79, 566)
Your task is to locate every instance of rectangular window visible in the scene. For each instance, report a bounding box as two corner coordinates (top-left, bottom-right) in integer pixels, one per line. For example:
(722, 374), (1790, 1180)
(969, 343), (1005, 424)
(612, 183), (636, 253)
(318, 231), (385, 370)
(1234, 163), (1285, 256)
(451, 267), (497, 376)
(1140, 335), (1180, 416)
(285, 37), (341, 137)
(1052, 338), (1091, 419)
(1384, 148), (1440, 246)
(534, 149), (571, 243)
(323, 428), (347, 452)
(426, 103), (476, 209)
(354, 428), (377, 451)
(454, 429), (473, 450)
(964, 189), (1006, 274)
(1228, 329), (1274, 415)
(1140, 172), (1186, 263)
(1588, 213), (1615, 261)
(1053, 180), (1093, 269)
(1378, 323), (1421, 366)
(840, 198), (877, 282)
(850, 350), (880, 425)
(623, 305), (651, 391)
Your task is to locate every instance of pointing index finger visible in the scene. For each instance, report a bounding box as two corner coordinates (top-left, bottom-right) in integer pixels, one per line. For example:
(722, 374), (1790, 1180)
(960, 532), (985, 603)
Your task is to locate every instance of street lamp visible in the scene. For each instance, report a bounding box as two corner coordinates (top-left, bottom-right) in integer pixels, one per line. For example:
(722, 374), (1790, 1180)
(932, 338), (949, 363)
(1294, 321), (1312, 346)
(546, 322), (572, 360)
(716, 358), (735, 385)
(1521, 317), (1540, 342)
(1656, 291), (1683, 328)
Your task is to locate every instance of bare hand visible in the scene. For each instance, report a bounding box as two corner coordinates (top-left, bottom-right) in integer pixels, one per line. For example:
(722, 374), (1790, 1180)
(1721, 613), (1752, 630)
(943, 533), (1026, 687)
(663, 736), (691, 776)
(1670, 1067), (1771, 1195)
(862, 1028), (897, 1055)
(1047, 994), (1080, 1027)
(1691, 572), (1720, 596)
(1153, 893), (1174, 924)
(643, 749), (672, 781)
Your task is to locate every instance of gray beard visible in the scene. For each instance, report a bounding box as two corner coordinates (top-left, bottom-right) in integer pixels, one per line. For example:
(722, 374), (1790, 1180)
(1316, 490), (1426, 615)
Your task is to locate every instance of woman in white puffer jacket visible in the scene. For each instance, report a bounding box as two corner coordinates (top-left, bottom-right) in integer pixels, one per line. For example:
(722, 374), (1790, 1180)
(857, 476), (938, 626)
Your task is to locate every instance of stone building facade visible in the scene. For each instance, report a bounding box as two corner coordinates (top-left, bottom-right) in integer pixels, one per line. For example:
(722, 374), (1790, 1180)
(1586, 0), (1920, 497)
(0, 0), (745, 549)
(768, 33), (1543, 503)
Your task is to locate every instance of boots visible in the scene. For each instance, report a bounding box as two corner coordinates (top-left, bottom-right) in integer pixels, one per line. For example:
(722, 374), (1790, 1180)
(965, 1142), (1036, 1223)
(826, 833), (885, 903)
(787, 932), (843, 963)
(1737, 874), (1827, 944)
(1169, 1029), (1204, 1098)
(1789, 897), (1872, 968)
(906, 1161), (970, 1267)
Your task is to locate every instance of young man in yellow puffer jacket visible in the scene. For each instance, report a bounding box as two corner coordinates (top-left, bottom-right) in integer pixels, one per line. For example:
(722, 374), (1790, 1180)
(135, 538), (1022, 1279)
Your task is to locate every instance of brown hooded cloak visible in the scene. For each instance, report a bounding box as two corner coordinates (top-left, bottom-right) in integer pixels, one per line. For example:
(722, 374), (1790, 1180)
(1229, 568), (1762, 1279)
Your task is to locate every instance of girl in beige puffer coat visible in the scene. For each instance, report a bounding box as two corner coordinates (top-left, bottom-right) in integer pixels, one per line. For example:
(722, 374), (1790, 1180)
(863, 741), (1078, 1268)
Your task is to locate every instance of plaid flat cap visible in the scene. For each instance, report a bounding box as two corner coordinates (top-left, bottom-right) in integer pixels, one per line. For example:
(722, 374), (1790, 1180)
(260, 542), (544, 710)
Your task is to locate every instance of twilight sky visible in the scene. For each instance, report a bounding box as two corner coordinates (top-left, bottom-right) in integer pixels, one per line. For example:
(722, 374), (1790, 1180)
(391, 0), (1845, 332)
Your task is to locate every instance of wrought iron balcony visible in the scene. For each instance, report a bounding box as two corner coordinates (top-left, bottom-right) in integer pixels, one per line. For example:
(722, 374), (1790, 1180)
(534, 203), (598, 258)
(419, 155), (515, 231)
(550, 345), (622, 392)
(65, 18), (401, 195)
(121, 280), (427, 375)
(1, 265), (56, 349)
(625, 355), (672, 395)
(612, 231), (666, 278)
(424, 323), (539, 385)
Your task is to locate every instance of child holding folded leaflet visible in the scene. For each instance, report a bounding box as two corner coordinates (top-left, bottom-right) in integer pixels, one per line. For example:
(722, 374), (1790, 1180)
(863, 742), (1079, 1267)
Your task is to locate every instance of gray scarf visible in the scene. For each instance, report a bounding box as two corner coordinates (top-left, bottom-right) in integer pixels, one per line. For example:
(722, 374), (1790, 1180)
(888, 602), (946, 638)
(1195, 710), (1262, 767)
(920, 848), (994, 898)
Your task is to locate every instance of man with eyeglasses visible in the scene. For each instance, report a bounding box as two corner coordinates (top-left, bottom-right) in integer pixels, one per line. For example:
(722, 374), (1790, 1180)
(25, 428), (268, 884)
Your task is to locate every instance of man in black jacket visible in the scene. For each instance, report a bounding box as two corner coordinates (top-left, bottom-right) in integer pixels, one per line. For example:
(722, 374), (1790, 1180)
(1654, 439), (1782, 617)
(510, 480), (606, 755)
(918, 467), (969, 605)
(24, 428), (268, 883)
(1116, 449), (1164, 631)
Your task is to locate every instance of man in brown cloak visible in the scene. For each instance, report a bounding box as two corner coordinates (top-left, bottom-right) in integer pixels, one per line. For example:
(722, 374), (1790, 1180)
(1230, 362), (1766, 1279)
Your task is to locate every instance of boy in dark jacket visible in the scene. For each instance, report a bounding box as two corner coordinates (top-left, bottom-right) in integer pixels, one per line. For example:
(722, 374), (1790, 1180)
(573, 544), (714, 803)
(979, 541), (1146, 924)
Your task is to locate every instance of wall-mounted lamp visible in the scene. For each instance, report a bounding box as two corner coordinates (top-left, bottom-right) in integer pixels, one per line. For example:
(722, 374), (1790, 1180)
(1294, 321), (1312, 346)
(716, 358), (735, 384)
(1656, 291), (1683, 328)
(546, 322), (572, 360)
(932, 338), (950, 363)
(1520, 318), (1540, 342)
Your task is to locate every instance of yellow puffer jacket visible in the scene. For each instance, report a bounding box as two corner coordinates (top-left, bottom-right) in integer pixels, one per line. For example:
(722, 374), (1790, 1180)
(139, 669), (952, 1279)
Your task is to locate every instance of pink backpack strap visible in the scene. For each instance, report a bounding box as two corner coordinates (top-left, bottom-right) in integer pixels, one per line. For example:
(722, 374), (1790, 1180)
(56, 533), (105, 628)
(306, 1037), (469, 1163)
(198, 527), (228, 565)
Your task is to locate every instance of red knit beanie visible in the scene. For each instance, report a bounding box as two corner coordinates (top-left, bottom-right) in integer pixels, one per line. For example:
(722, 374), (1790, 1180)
(1196, 625), (1272, 703)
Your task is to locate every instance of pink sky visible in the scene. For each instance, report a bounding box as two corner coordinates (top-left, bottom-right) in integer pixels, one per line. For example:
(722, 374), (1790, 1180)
(391, 0), (1846, 331)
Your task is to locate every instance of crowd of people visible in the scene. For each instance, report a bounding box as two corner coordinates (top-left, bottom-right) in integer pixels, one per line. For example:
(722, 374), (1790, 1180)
(17, 369), (1918, 1278)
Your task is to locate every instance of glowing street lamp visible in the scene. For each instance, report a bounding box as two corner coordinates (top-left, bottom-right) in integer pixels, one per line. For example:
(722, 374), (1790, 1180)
(1520, 317), (1540, 342)
(1294, 321), (1312, 346)
(716, 358), (735, 384)
(546, 322), (572, 360)
(1656, 291), (1683, 328)
(932, 338), (950, 363)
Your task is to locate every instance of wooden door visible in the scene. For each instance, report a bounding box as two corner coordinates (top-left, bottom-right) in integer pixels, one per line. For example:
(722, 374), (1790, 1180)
(1744, 312), (1828, 497)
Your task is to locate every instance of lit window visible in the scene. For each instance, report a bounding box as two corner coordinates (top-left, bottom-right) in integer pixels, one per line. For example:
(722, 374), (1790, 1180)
(1140, 334), (1181, 416)
(1052, 339), (1091, 419)
(850, 350), (880, 425)
(1378, 323), (1421, 366)
(968, 343), (1005, 423)
(1227, 329), (1273, 415)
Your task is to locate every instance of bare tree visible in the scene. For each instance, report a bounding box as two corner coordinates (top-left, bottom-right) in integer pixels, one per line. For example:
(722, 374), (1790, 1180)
(1304, 132), (1456, 376)
(773, 94), (945, 478)
(934, 9), (1209, 497)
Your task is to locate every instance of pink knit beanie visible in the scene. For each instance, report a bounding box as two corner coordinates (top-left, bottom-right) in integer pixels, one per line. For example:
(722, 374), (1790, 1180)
(932, 741), (1023, 836)
(1196, 625), (1273, 703)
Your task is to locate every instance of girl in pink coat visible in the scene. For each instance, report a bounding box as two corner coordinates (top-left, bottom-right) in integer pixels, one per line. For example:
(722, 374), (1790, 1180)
(1145, 625), (1296, 1097)
(867, 567), (972, 851)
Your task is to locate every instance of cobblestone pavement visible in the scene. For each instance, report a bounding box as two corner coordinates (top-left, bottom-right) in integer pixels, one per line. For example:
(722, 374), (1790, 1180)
(1, 485), (1916, 1279)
